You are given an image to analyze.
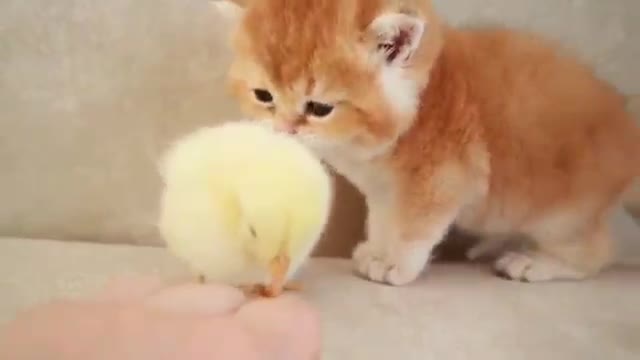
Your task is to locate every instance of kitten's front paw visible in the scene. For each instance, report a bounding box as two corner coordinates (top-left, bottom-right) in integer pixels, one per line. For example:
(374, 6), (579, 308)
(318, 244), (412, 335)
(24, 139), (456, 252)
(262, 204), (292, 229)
(352, 240), (431, 286)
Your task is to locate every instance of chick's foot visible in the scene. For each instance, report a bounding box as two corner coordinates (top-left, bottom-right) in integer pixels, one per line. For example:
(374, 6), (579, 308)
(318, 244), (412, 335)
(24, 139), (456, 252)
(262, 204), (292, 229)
(238, 282), (303, 298)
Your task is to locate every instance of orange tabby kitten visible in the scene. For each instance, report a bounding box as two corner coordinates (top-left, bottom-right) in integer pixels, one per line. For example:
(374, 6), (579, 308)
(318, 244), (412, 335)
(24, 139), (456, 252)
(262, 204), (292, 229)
(216, 0), (640, 284)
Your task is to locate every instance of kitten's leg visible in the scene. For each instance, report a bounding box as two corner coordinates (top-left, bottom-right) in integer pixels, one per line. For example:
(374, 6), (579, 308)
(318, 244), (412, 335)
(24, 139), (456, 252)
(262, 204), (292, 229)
(466, 237), (502, 261)
(353, 200), (458, 286)
(494, 214), (613, 282)
(466, 233), (516, 261)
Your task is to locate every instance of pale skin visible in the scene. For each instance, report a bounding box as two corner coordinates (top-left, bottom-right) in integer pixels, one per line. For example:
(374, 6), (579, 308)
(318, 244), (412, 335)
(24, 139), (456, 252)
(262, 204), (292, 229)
(0, 276), (320, 360)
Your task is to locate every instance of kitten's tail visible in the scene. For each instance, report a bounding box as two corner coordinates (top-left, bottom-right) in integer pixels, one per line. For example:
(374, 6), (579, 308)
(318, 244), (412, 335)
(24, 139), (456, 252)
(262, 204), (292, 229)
(612, 179), (640, 264)
(623, 178), (640, 220)
(622, 108), (640, 220)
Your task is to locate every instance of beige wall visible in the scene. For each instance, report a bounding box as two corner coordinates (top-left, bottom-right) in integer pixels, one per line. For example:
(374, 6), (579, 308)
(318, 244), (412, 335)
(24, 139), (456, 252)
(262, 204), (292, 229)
(0, 0), (638, 260)
(434, 0), (640, 95)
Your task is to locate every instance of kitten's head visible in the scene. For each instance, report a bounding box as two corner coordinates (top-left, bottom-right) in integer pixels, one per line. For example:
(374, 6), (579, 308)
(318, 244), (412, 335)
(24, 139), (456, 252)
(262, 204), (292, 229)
(217, 0), (443, 157)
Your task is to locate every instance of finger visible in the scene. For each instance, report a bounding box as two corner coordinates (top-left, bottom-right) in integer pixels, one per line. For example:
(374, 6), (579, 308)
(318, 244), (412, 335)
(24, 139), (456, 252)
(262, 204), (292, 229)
(235, 295), (321, 360)
(92, 275), (166, 303)
(143, 283), (247, 315)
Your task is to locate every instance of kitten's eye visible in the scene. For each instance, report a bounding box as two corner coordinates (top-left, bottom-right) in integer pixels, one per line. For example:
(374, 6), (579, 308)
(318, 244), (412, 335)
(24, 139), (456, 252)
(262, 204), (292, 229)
(305, 101), (334, 117)
(253, 89), (273, 104)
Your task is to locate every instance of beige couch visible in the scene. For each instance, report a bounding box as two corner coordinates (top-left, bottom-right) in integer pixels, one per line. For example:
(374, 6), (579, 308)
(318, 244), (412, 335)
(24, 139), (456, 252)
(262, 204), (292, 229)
(1, 0), (639, 358)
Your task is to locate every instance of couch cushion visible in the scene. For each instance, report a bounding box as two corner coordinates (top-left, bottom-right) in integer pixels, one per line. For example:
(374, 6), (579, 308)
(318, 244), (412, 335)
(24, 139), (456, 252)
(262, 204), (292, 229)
(1, 237), (639, 359)
(433, 0), (640, 94)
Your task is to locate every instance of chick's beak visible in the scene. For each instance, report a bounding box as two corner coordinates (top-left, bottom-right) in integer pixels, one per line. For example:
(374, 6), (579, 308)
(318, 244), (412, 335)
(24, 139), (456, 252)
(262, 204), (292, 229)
(267, 252), (290, 297)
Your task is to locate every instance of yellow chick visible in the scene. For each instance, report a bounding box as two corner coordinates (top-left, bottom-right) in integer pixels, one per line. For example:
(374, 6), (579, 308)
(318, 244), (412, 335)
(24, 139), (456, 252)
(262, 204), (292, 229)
(158, 121), (333, 297)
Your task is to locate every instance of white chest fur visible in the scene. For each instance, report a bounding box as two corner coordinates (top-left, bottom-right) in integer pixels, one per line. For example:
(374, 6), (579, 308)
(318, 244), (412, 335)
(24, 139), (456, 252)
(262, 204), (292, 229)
(317, 148), (393, 201)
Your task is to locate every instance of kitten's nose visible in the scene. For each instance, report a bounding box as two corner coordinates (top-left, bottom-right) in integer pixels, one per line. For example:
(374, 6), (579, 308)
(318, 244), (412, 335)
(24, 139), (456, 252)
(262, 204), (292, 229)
(275, 116), (304, 135)
(275, 123), (297, 135)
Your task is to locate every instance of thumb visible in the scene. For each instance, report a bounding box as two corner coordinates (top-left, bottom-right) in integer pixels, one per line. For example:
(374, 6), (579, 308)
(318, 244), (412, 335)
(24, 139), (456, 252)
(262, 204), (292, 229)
(235, 295), (321, 360)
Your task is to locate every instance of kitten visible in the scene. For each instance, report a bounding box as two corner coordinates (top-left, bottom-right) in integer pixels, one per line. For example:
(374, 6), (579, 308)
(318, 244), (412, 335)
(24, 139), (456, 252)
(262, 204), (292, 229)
(216, 0), (640, 284)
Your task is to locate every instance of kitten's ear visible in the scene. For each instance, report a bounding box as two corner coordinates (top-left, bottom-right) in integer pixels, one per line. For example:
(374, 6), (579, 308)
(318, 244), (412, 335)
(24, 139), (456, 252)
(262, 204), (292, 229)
(212, 0), (246, 24)
(367, 13), (426, 66)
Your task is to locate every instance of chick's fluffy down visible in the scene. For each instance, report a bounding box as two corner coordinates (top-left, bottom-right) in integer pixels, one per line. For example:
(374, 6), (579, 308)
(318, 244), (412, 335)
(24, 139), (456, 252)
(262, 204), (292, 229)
(158, 121), (332, 284)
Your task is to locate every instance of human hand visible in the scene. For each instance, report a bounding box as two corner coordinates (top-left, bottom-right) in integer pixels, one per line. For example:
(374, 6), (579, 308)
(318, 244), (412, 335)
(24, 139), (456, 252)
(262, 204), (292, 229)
(0, 276), (320, 360)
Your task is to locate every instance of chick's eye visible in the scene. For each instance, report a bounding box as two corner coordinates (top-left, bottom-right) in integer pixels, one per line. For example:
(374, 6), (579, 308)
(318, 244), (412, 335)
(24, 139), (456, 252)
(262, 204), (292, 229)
(253, 89), (273, 104)
(248, 225), (257, 238)
(305, 101), (334, 117)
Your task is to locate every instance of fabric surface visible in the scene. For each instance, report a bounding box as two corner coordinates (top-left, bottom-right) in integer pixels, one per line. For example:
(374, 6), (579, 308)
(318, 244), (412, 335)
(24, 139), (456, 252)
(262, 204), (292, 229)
(1, 237), (639, 359)
(0, 0), (638, 256)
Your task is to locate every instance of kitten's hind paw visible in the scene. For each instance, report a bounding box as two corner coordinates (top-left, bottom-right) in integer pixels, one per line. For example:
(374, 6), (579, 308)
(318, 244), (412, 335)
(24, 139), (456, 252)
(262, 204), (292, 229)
(494, 251), (586, 282)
